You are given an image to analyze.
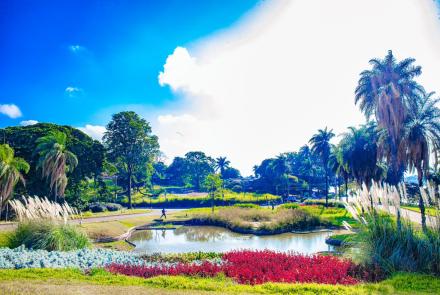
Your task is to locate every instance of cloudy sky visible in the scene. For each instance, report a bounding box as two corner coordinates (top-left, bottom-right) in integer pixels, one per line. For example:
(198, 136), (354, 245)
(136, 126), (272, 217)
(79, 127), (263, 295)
(1, 0), (440, 175)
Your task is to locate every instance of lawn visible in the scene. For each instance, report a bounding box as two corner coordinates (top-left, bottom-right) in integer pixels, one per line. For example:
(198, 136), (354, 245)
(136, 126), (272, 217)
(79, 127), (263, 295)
(77, 208), (151, 219)
(0, 269), (438, 294)
(402, 205), (438, 216)
(121, 190), (280, 207)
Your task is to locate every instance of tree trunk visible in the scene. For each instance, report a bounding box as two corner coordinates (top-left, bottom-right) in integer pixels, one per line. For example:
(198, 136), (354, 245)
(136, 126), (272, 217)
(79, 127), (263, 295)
(128, 168), (133, 209)
(417, 166), (427, 232)
(345, 175), (348, 202)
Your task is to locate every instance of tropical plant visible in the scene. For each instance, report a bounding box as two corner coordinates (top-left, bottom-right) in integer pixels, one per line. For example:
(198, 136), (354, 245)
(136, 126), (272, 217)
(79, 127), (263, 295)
(103, 111), (160, 208)
(355, 50), (423, 184)
(203, 173), (223, 213)
(339, 123), (385, 188)
(309, 127), (335, 206)
(329, 145), (350, 201)
(215, 157), (230, 179)
(0, 144), (29, 217)
(35, 131), (78, 202)
(402, 91), (440, 230)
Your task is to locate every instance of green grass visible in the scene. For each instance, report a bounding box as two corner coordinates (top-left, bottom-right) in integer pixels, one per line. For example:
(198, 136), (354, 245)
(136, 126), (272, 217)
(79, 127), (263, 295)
(123, 190), (280, 206)
(0, 231), (11, 247)
(0, 269), (438, 294)
(300, 205), (358, 227)
(77, 209), (151, 219)
(402, 205), (438, 217)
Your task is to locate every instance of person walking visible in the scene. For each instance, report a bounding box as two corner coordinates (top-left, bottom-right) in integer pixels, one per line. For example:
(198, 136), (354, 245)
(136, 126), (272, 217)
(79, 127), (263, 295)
(160, 208), (167, 219)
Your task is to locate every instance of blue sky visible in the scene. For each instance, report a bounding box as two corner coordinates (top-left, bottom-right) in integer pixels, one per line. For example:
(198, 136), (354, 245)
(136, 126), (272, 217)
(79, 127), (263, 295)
(1, 0), (440, 175)
(0, 0), (258, 127)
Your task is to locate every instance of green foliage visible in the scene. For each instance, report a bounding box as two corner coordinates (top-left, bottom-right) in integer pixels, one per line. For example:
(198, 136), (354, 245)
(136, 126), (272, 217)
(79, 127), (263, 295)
(234, 203), (260, 208)
(141, 252), (222, 263)
(0, 144), (30, 212)
(0, 269), (438, 294)
(103, 111), (160, 208)
(1, 123), (105, 201)
(354, 214), (440, 275)
(279, 203), (299, 209)
(8, 221), (90, 251)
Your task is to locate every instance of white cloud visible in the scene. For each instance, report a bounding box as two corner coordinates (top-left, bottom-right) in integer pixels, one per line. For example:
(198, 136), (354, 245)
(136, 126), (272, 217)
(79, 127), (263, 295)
(20, 120), (38, 126)
(69, 44), (85, 53)
(78, 124), (106, 141)
(0, 104), (22, 118)
(65, 86), (83, 97)
(156, 0), (440, 175)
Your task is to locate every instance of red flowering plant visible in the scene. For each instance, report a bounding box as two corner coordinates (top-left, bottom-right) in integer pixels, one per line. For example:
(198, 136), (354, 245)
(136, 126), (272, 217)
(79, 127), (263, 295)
(106, 250), (372, 285)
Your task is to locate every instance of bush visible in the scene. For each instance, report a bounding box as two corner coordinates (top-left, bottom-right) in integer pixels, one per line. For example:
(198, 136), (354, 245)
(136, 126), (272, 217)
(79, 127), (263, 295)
(88, 202), (107, 213)
(105, 203), (124, 212)
(279, 203), (299, 209)
(233, 203), (259, 209)
(8, 221), (90, 251)
(303, 199), (345, 208)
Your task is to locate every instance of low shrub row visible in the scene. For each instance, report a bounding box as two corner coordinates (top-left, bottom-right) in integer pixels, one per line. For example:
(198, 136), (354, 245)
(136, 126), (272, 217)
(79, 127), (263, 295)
(88, 202), (124, 213)
(0, 246), (147, 269)
(108, 250), (370, 285)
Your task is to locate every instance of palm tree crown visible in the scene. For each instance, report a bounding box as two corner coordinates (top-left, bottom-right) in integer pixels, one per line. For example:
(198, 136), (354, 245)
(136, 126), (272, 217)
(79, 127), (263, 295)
(215, 156), (230, 178)
(35, 131), (78, 201)
(0, 144), (30, 212)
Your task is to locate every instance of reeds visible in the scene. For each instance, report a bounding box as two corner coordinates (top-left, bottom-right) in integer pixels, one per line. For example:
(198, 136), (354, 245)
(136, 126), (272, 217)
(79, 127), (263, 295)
(9, 196), (78, 224)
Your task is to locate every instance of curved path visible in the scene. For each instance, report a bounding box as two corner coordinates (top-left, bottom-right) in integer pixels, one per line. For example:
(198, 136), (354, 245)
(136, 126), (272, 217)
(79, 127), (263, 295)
(0, 208), (184, 231)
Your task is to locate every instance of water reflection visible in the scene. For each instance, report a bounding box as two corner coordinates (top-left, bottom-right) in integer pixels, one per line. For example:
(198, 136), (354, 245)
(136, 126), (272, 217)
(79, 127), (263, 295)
(129, 226), (337, 254)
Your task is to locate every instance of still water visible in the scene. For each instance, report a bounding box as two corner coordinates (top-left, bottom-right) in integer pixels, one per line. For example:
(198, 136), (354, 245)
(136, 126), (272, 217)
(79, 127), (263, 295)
(129, 226), (336, 254)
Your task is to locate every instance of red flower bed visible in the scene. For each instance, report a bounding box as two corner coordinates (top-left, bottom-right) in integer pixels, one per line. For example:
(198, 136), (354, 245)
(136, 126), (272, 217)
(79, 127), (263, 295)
(107, 261), (222, 278)
(222, 250), (358, 285)
(107, 250), (361, 285)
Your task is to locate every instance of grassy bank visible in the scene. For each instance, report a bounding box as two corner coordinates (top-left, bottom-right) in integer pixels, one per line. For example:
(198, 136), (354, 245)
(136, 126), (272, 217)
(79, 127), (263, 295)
(0, 268), (438, 294)
(189, 205), (355, 234)
(77, 209), (151, 219)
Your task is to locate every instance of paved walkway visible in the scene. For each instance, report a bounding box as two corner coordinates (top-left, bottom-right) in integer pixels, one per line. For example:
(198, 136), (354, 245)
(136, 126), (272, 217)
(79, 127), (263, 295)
(0, 208), (184, 231)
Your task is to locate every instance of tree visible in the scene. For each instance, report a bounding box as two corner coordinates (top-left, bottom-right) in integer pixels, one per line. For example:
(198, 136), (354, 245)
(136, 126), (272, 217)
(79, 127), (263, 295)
(0, 144), (30, 216)
(403, 91), (440, 230)
(184, 151), (215, 190)
(35, 131), (78, 202)
(215, 157), (230, 179)
(339, 123), (385, 188)
(103, 111), (160, 208)
(203, 173), (223, 213)
(309, 127), (335, 207)
(355, 50), (422, 184)
(329, 145), (350, 201)
(2, 123), (105, 201)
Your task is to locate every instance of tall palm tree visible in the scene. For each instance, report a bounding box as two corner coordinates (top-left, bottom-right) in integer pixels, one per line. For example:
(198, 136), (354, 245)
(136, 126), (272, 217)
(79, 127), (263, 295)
(270, 154), (291, 197)
(355, 50), (422, 184)
(403, 91), (440, 230)
(329, 145), (350, 201)
(0, 144), (29, 216)
(215, 157), (230, 179)
(309, 127), (335, 207)
(35, 131), (78, 202)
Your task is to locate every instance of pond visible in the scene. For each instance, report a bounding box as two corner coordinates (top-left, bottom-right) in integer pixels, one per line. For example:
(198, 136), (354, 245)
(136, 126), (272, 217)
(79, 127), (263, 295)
(129, 226), (339, 254)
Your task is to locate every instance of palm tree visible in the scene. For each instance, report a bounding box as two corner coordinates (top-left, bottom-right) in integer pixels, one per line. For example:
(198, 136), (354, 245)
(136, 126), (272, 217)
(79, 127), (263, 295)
(309, 127), (335, 207)
(339, 123), (385, 188)
(215, 157), (230, 179)
(35, 131), (78, 202)
(0, 144), (30, 217)
(403, 91), (440, 230)
(355, 50), (422, 184)
(270, 154), (291, 198)
(329, 145), (350, 201)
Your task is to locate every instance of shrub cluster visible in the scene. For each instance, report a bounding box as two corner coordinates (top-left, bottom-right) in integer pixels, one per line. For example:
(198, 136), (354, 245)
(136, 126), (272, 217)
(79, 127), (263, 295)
(88, 202), (124, 213)
(8, 221), (90, 251)
(140, 252), (222, 264)
(279, 203), (299, 209)
(233, 203), (260, 209)
(0, 247), (146, 269)
(303, 199), (345, 208)
(108, 250), (366, 285)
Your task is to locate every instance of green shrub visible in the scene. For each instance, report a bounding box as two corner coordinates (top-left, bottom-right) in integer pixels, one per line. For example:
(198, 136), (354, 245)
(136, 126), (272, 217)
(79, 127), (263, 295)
(279, 203), (299, 209)
(233, 203), (260, 208)
(303, 199), (345, 208)
(8, 221), (90, 251)
(355, 214), (440, 275)
(105, 203), (124, 211)
(88, 203), (107, 213)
